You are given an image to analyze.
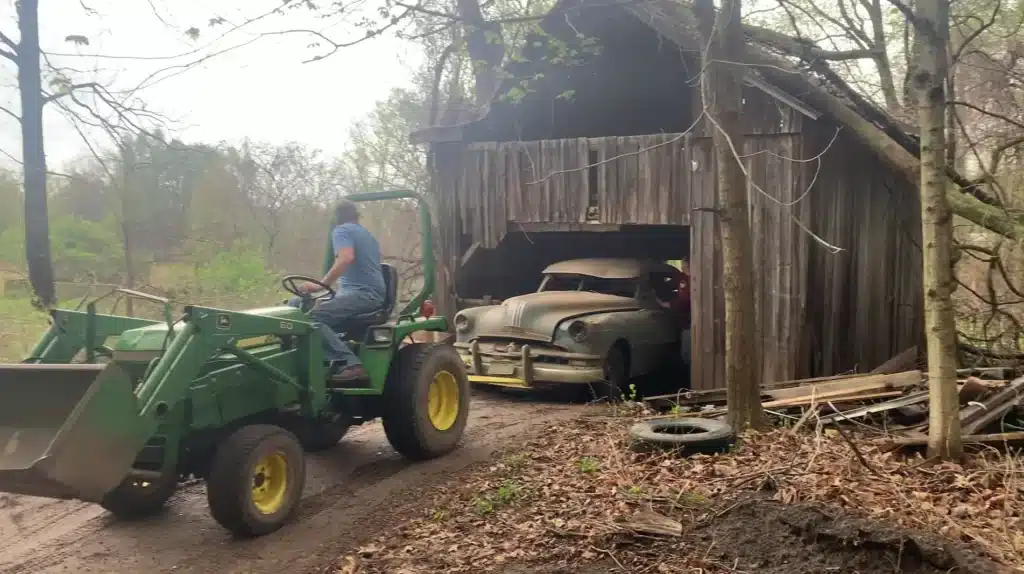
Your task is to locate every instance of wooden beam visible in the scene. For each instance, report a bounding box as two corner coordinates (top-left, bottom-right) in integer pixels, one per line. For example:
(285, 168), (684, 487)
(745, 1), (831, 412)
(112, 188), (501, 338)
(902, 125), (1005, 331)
(409, 125), (467, 145)
(511, 221), (622, 233)
(882, 431), (1024, 448)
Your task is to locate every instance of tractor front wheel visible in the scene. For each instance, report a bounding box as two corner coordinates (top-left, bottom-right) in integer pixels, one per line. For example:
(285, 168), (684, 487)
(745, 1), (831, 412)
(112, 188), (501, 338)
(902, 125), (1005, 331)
(382, 343), (470, 461)
(206, 424), (306, 537)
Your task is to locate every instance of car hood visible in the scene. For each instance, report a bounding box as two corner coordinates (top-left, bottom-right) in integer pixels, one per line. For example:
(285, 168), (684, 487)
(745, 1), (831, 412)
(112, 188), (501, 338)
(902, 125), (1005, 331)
(469, 291), (639, 342)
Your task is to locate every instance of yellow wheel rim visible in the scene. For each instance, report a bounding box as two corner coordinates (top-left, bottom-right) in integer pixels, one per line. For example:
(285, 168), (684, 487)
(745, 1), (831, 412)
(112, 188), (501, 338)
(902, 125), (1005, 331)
(251, 451), (289, 515)
(427, 370), (460, 431)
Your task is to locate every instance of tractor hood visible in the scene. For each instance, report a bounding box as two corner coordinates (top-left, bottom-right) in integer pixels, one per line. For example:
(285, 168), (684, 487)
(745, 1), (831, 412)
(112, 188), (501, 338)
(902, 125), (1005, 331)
(464, 291), (638, 342)
(114, 305), (307, 353)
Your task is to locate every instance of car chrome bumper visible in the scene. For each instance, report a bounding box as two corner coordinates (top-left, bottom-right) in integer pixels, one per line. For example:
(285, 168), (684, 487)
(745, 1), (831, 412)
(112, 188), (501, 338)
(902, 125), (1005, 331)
(455, 341), (604, 387)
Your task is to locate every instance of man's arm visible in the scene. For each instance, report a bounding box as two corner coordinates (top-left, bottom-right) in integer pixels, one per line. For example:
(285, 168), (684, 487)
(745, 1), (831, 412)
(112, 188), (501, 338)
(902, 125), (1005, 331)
(321, 246), (354, 287)
(303, 226), (355, 292)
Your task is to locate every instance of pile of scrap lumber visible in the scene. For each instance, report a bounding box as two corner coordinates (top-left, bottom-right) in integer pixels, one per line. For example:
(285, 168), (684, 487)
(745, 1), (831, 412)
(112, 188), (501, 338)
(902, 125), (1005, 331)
(644, 366), (1024, 450)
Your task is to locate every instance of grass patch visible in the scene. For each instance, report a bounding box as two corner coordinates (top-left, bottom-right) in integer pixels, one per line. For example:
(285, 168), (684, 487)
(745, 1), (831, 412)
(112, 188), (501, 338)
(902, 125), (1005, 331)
(472, 479), (525, 515)
(578, 456), (600, 473)
(0, 297), (48, 362)
(502, 452), (530, 471)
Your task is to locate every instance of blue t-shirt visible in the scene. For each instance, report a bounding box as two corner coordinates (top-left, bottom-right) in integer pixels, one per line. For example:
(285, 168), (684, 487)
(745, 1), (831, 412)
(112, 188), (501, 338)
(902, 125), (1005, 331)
(332, 223), (386, 299)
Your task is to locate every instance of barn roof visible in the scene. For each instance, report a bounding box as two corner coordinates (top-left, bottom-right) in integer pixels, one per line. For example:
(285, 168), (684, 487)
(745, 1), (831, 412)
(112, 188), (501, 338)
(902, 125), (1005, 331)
(410, 0), (893, 145)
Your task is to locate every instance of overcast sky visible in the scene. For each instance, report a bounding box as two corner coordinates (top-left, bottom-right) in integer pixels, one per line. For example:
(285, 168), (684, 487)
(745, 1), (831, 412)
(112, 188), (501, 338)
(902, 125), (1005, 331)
(0, 0), (420, 169)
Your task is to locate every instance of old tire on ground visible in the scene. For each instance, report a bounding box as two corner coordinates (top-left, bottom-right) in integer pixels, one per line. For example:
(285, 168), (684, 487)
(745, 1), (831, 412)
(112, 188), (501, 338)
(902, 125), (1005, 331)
(294, 413), (350, 452)
(382, 343), (470, 461)
(100, 473), (177, 520)
(588, 344), (629, 402)
(206, 424), (306, 537)
(628, 417), (734, 454)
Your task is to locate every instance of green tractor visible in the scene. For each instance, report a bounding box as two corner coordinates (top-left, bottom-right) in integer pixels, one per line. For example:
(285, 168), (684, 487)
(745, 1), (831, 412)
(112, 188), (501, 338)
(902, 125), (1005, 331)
(0, 190), (469, 537)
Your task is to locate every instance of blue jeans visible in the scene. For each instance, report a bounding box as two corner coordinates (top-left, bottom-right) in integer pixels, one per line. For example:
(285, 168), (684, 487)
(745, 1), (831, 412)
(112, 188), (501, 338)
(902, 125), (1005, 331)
(289, 288), (384, 367)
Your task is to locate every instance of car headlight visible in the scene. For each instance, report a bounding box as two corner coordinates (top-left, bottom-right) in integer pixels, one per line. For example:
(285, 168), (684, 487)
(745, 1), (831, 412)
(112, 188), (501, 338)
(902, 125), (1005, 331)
(567, 320), (587, 342)
(454, 313), (471, 332)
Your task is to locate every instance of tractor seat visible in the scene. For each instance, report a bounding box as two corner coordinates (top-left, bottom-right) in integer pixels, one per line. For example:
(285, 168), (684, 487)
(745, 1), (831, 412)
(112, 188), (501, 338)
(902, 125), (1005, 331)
(336, 263), (399, 340)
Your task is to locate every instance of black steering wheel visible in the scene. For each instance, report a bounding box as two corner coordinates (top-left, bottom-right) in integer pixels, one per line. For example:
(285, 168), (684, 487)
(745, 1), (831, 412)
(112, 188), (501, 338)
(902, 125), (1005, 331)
(281, 275), (337, 300)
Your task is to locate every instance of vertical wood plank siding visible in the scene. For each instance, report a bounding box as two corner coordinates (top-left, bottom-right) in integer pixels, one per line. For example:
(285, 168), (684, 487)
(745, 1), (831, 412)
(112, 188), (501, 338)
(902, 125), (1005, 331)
(437, 126), (922, 390)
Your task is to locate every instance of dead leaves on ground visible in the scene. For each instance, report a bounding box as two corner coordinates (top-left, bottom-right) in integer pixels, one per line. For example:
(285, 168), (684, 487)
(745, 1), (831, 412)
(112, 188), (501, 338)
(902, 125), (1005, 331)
(334, 415), (1024, 573)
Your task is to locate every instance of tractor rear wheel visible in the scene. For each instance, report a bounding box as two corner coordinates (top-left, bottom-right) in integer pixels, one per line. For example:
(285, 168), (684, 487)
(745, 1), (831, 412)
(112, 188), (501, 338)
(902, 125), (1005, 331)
(100, 472), (177, 520)
(382, 343), (470, 461)
(206, 424), (306, 537)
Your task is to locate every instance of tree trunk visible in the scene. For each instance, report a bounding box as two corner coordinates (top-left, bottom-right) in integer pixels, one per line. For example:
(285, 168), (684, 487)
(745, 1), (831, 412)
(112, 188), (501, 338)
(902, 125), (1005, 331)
(695, 0), (765, 433)
(913, 0), (962, 460)
(120, 144), (137, 317)
(453, 0), (504, 105)
(17, 0), (56, 308)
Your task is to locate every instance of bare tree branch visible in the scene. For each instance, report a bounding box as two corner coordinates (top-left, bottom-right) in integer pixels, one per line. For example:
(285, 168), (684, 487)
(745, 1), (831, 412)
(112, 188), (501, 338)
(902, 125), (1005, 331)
(0, 104), (20, 122)
(41, 82), (101, 105)
(743, 24), (882, 61)
(949, 100), (1024, 131)
(951, 0), (1001, 62)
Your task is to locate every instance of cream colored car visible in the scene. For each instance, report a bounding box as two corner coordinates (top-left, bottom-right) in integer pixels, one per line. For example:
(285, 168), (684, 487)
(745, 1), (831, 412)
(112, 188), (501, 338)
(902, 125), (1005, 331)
(453, 258), (684, 397)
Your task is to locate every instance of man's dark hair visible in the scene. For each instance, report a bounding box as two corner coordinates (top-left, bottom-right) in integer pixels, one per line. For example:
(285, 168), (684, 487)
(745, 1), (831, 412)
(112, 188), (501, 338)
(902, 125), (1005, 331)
(333, 199), (359, 225)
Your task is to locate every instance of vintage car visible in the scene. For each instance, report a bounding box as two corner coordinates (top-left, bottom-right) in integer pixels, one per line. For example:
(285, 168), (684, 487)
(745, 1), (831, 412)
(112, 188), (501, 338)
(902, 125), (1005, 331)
(453, 258), (687, 397)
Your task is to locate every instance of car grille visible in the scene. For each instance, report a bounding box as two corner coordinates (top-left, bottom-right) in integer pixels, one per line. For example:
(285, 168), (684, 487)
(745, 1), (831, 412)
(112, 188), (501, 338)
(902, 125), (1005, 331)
(472, 339), (573, 365)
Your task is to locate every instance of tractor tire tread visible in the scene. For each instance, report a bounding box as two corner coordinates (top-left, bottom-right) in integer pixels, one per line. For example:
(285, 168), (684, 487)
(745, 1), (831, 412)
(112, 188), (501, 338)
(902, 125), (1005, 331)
(382, 343), (470, 461)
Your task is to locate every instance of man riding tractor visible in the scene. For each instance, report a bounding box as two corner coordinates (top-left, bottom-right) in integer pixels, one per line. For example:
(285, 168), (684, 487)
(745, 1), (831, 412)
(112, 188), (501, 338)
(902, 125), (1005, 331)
(289, 199), (384, 382)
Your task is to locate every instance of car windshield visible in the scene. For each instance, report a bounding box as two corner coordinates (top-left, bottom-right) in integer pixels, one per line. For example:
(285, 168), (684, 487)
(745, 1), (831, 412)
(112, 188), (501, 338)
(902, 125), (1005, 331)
(539, 274), (637, 298)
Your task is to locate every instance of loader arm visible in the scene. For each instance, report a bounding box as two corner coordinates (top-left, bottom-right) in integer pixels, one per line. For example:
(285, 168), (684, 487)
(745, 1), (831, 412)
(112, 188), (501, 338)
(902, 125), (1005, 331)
(0, 305), (327, 503)
(25, 309), (158, 364)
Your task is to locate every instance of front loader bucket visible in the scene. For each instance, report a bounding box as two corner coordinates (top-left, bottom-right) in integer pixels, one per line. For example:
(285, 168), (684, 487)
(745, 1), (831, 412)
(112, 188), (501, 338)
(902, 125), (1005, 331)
(0, 363), (145, 502)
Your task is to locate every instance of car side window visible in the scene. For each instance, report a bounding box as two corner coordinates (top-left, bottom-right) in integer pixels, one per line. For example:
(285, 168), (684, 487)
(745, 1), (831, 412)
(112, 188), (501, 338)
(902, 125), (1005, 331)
(581, 277), (637, 298)
(540, 274), (584, 291)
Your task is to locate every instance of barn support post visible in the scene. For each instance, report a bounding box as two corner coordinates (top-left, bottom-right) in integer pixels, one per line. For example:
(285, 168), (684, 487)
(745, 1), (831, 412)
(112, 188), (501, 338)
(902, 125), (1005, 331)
(429, 142), (464, 324)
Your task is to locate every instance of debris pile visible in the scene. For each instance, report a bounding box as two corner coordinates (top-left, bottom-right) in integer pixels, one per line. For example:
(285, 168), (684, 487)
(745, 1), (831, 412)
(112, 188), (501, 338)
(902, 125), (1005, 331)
(645, 365), (1024, 450)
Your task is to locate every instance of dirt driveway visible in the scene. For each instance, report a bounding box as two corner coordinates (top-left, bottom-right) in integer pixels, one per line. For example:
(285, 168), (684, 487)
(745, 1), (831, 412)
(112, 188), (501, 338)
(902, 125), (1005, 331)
(0, 392), (587, 573)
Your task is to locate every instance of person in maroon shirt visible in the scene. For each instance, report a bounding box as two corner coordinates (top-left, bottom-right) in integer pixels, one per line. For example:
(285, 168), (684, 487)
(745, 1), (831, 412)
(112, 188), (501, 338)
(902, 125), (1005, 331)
(673, 270), (692, 375)
(672, 270), (691, 324)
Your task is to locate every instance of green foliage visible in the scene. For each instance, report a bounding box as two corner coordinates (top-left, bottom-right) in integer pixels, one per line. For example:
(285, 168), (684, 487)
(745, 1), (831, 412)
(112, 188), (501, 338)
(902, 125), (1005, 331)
(0, 172), (22, 233)
(0, 226), (24, 267)
(472, 479), (525, 515)
(578, 456), (600, 473)
(0, 297), (48, 362)
(50, 217), (122, 280)
(502, 452), (530, 471)
(0, 216), (121, 281)
(193, 245), (278, 295)
(496, 25), (602, 105)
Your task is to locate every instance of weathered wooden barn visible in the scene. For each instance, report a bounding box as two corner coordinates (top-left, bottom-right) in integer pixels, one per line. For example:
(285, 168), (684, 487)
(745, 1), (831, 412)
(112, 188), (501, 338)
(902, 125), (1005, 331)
(412, 0), (925, 390)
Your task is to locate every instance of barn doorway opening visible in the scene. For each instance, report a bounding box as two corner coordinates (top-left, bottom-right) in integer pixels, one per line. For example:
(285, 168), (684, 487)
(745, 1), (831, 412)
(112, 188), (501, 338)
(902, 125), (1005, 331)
(456, 223), (693, 396)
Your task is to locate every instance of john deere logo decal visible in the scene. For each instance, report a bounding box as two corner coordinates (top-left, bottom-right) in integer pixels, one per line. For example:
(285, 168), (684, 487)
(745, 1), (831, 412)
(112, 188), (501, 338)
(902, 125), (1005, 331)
(216, 313), (231, 330)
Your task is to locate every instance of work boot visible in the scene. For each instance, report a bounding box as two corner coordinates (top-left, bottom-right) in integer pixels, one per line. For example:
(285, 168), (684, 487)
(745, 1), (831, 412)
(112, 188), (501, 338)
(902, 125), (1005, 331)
(332, 364), (369, 382)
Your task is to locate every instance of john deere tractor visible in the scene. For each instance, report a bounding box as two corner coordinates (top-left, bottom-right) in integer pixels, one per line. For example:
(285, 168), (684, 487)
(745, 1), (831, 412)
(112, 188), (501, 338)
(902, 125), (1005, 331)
(0, 190), (469, 537)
